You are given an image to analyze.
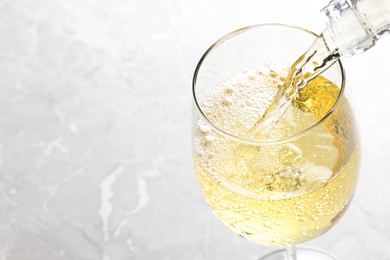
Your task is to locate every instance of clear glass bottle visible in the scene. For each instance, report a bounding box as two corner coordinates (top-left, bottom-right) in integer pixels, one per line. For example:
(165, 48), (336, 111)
(321, 0), (390, 57)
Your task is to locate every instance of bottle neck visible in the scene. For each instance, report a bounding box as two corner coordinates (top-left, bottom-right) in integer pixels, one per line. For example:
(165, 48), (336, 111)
(321, 0), (390, 57)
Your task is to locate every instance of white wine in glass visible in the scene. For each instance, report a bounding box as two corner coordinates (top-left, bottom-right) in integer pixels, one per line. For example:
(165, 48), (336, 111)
(192, 24), (360, 260)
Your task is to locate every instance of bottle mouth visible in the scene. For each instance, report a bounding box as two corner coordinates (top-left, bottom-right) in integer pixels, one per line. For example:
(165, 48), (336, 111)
(192, 23), (346, 146)
(321, 0), (377, 57)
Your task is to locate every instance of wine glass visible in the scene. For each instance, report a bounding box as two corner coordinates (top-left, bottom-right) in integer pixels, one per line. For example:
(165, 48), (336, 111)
(192, 24), (360, 260)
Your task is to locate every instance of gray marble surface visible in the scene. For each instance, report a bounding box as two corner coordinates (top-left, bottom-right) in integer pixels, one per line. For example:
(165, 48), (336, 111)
(0, 0), (390, 259)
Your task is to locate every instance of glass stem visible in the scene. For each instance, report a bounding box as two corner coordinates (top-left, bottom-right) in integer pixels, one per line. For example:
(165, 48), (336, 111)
(286, 246), (297, 260)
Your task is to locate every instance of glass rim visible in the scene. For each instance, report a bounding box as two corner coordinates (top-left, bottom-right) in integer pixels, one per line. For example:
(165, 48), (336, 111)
(192, 23), (346, 146)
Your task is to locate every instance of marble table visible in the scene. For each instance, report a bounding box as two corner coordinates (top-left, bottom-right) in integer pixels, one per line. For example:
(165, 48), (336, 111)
(0, 0), (390, 259)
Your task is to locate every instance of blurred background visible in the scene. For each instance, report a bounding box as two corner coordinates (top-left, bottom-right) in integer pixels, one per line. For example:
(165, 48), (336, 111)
(0, 0), (390, 259)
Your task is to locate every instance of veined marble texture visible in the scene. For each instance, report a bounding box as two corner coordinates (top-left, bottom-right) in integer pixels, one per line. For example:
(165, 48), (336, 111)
(0, 0), (390, 259)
